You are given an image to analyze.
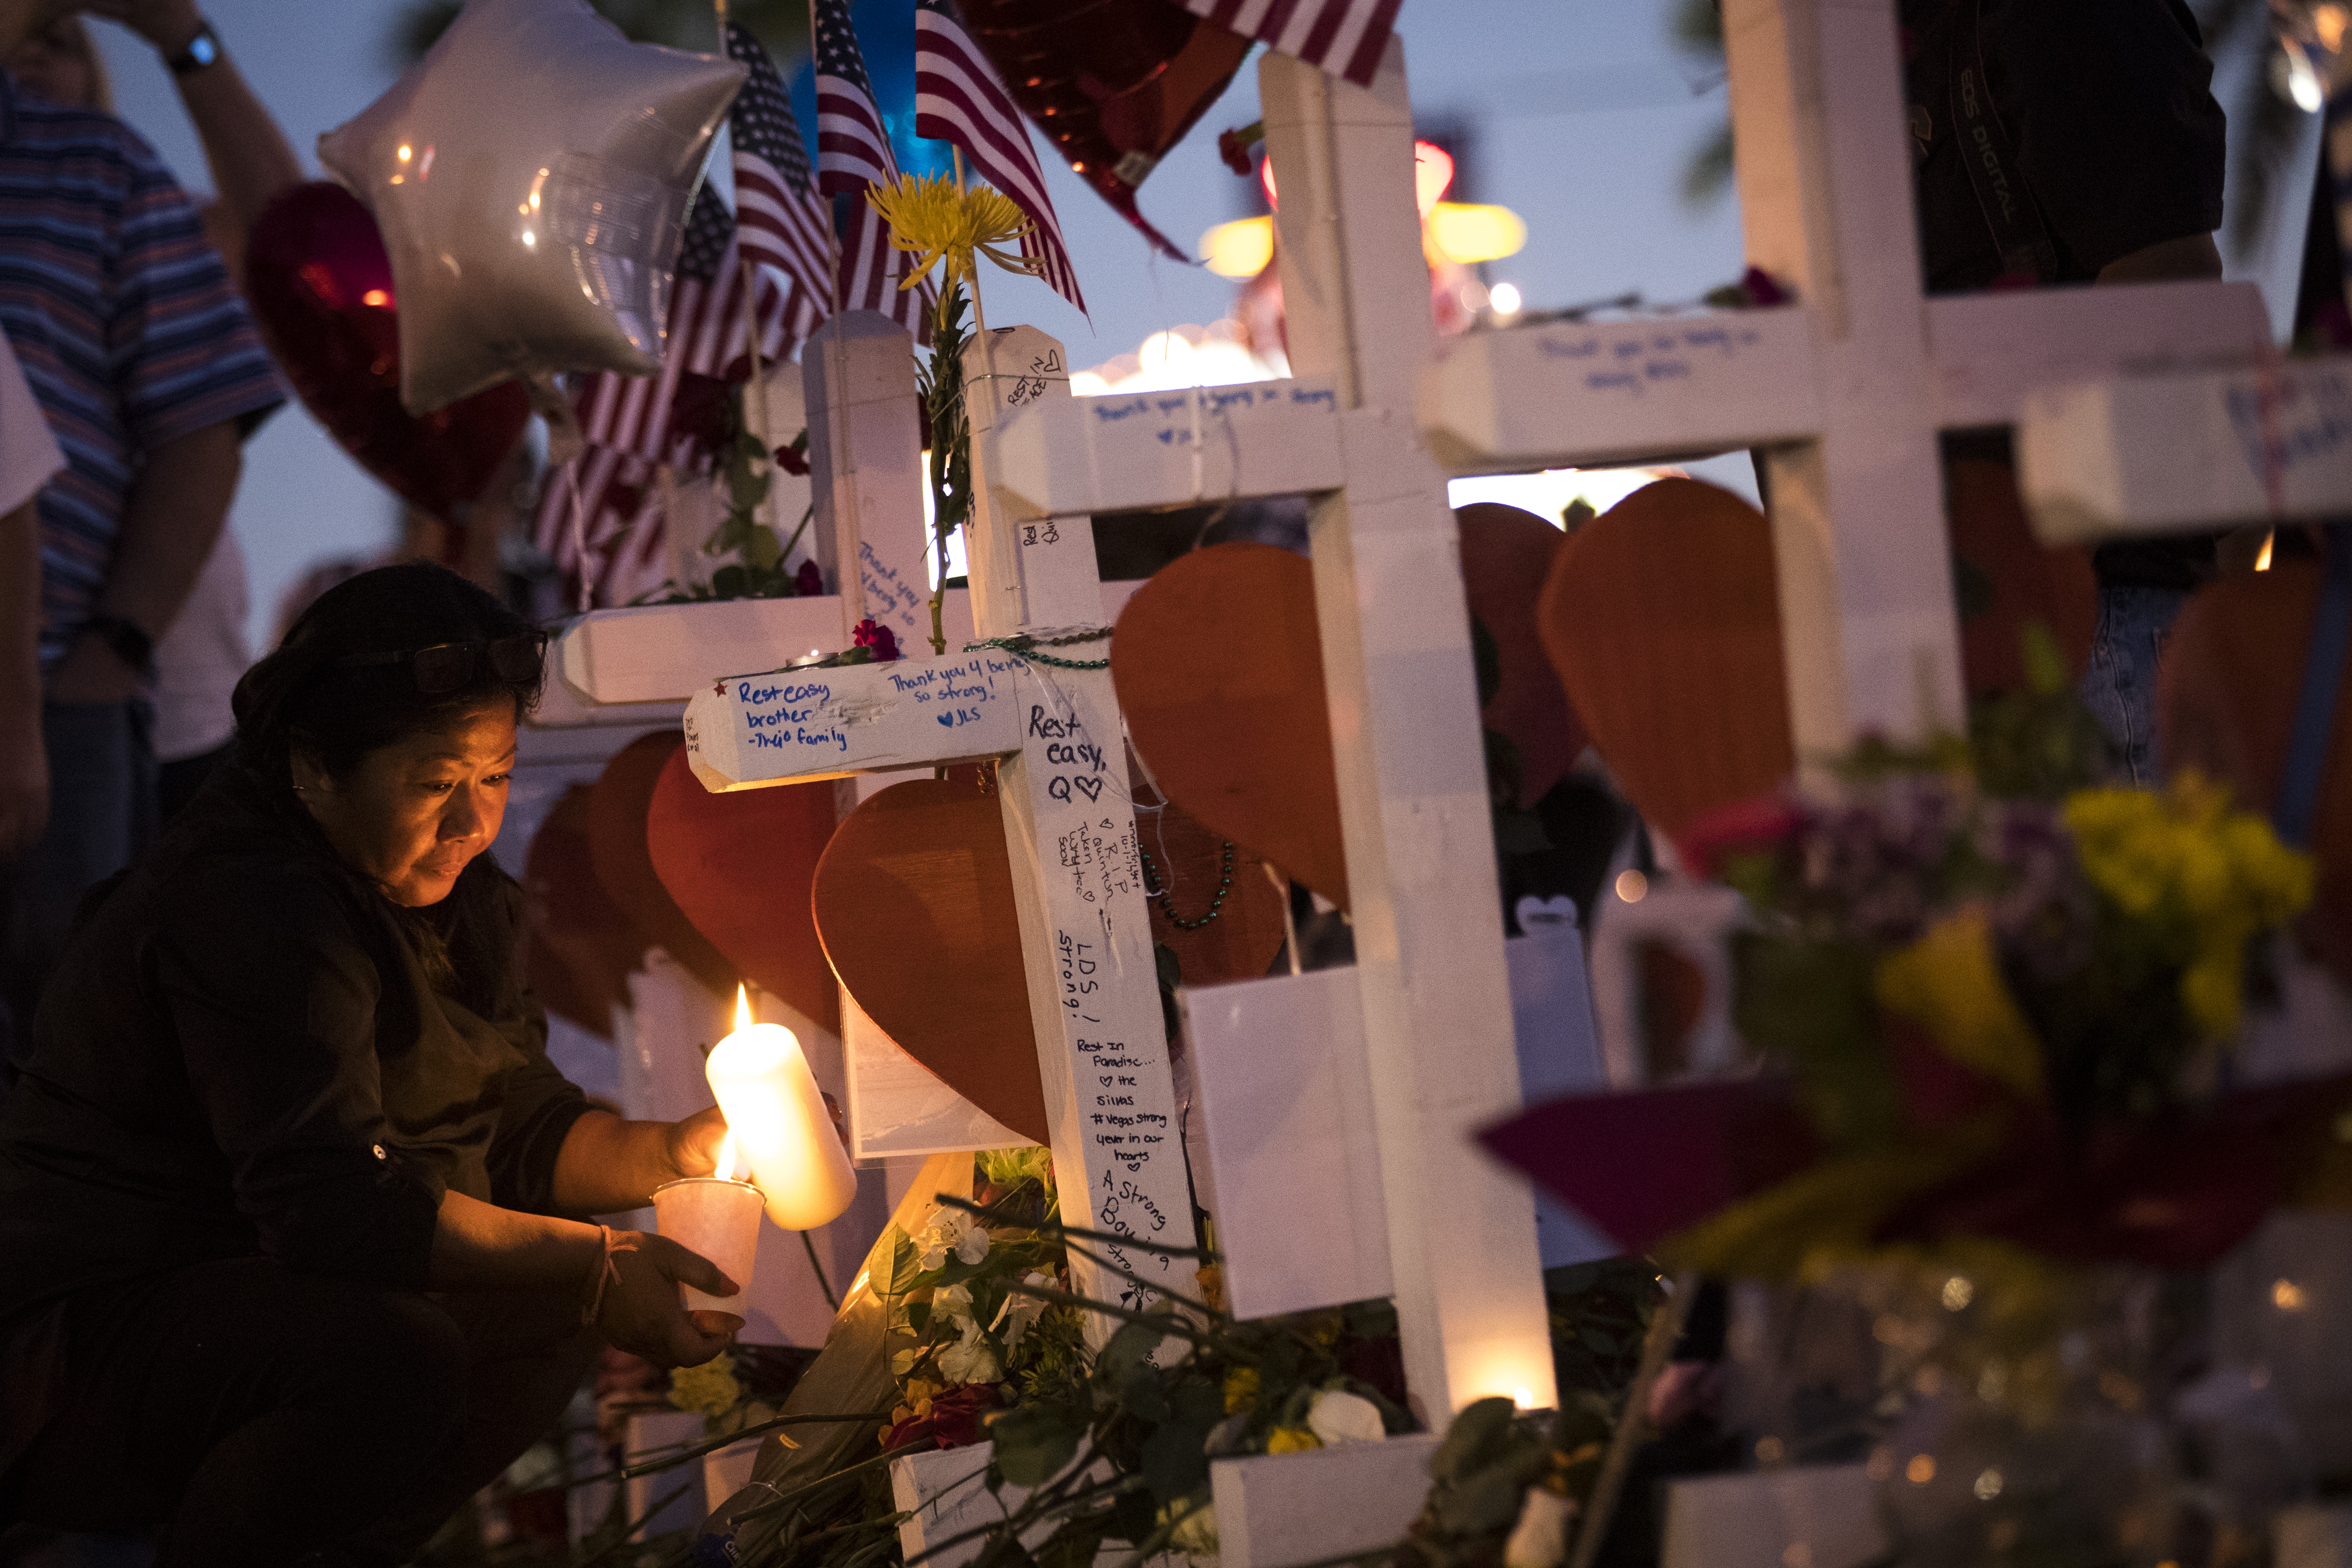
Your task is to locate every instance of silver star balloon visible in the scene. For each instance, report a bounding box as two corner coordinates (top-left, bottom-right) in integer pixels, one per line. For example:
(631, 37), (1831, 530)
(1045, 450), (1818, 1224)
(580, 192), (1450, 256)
(320, 0), (746, 415)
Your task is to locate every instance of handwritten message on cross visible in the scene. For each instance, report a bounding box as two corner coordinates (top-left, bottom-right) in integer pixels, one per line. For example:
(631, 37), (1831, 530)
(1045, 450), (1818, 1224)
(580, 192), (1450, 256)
(686, 323), (1198, 1323)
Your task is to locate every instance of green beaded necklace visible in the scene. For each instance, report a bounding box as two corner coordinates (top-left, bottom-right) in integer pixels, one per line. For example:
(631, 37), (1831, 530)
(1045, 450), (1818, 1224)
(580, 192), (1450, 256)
(1138, 840), (1235, 930)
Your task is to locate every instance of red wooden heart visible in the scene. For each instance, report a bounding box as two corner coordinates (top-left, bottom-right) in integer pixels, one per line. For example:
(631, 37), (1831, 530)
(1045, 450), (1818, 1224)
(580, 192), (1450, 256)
(1136, 764), (1288, 986)
(1115, 542), (1350, 910)
(523, 784), (645, 1039)
(1538, 479), (1795, 838)
(1459, 502), (1588, 806)
(647, 747), (841, 1033)
(587, 731), (735, 996)
(812, 775), (1048, 1145)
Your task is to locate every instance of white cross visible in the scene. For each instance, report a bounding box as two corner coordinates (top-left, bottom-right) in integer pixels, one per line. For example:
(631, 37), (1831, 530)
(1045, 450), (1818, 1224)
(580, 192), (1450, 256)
(684, 319), (1200, 1326)
(1419, 0), (2269, 760)
(2018, 355), (2352, 539)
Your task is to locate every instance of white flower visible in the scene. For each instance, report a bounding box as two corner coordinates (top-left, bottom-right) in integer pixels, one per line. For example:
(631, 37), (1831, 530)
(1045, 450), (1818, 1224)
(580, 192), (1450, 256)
(1158, 1495), (1219, 1560)
(914, 1210), (990, 1271)
(991, 1272), (1054, 1349)
(1502, 1487), (1577, 1568)
(1305, 1388), (1387, 1447)
(934, 1283), (976, 1325)
(936, 1319), (1002, 1384)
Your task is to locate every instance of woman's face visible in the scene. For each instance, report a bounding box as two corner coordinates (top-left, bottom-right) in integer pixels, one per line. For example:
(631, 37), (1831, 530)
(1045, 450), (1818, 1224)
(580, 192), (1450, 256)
(295, 705), (517, 907)
(7, 22), (97, 110)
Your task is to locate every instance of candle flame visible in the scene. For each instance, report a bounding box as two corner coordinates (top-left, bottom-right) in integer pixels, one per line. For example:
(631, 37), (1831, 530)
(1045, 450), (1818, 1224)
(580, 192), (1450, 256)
(734, 984), (753, 1033)
(715, 1129), (738, 1182)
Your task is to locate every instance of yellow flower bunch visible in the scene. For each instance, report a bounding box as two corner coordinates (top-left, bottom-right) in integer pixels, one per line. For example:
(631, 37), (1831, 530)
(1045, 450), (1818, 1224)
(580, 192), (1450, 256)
(669, 1352), (744, 1420)
(1265, 1425), (1324, 1454)
(865, 172), (1034, 293)
(1223, 1364), (1261, 1415)
(2064, 774), (2314, 1039)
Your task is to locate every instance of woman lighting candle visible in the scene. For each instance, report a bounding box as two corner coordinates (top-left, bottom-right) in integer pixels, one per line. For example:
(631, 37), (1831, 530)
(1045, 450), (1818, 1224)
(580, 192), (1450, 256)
(0, 565), (742, 1564)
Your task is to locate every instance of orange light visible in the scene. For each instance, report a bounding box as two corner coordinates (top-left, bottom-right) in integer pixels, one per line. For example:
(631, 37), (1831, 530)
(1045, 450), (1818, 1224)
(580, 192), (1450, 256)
(361, 288), (390, 308)
(734, 983), (753, 1033)
(1414, 141), (1454, 217)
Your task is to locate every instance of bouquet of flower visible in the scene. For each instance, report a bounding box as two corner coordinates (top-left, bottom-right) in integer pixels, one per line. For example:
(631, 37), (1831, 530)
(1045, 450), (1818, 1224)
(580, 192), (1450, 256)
(1487, 704), (2330, 1280)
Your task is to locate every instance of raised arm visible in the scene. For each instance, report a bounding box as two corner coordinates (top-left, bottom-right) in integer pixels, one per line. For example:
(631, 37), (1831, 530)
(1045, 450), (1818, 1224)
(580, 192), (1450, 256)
(84, 0), (302, 256)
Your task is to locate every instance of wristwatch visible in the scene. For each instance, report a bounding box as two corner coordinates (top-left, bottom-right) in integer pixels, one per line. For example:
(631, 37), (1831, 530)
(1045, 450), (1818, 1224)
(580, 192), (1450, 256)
(80, 615), (154, 674)
(167, 21), (222, 76)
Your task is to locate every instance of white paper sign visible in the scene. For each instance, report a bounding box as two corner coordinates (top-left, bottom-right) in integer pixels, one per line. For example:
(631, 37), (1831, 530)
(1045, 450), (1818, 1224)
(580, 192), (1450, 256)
(680, 650), (1026, 792)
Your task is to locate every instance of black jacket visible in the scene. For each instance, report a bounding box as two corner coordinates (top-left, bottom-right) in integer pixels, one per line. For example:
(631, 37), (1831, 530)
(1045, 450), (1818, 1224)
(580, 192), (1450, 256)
(0, 764), (589, 1332)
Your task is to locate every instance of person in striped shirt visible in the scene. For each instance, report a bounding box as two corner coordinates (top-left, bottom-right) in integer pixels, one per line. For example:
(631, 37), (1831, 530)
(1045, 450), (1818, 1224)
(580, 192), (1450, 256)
(0, 22), (283, 1085)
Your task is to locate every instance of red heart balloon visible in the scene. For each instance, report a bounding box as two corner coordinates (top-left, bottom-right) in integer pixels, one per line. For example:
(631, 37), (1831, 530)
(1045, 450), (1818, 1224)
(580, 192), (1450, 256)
(243, 183), (529, 523)
(961, 0), (1248, 260)
(647, 746), (842, 1034)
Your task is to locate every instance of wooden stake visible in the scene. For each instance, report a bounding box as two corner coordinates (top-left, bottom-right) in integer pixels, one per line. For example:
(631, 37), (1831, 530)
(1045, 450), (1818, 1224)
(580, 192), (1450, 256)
(739, 254), (780, 551)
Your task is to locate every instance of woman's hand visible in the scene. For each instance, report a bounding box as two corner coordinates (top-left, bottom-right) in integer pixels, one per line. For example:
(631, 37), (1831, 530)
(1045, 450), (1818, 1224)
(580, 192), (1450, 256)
(663, 1104), (730, 1180)
(597, 1230), (739, 1368)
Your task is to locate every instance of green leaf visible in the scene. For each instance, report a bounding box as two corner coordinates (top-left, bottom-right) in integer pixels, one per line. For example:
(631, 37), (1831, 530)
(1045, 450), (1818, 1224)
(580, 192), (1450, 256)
(1092, 1319), (1166, 1408)
(1034, 1513), (1116, 1568)
(711, 565), (749, 600)
(729, 460), (770, 512)
(1139, 1413), (1212, 1504)
(884, 1229), (925, 1296)
(1429, 1396), (1518, 1483)
(743, 524), (783, 571)
(705, 512), (749, 556)
(989, 1403), (1084, 1488)
(2018, 619), (2068, 698)
(1154, 943), (1182, 991)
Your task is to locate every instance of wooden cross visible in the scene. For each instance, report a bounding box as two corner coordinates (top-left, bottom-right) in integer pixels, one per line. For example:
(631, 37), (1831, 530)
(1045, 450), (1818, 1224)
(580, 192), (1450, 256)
(1419, 0), (2270, 760)
(685, 320), (1200, 1323)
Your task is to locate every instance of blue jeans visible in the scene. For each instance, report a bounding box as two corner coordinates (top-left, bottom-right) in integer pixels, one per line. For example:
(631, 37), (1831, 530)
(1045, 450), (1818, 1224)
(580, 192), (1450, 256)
(2081, 584), (2190, 787)
(0, 700), (156, 1086)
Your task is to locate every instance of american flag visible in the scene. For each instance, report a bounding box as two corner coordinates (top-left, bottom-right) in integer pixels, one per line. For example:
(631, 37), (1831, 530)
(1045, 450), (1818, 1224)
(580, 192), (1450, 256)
(812, 0), (926, 333)
(914, 0), (1084, 314)
(1177, 0), (1403, 88)
(724, 22), (834, 345)
(532, 186), (791, 607)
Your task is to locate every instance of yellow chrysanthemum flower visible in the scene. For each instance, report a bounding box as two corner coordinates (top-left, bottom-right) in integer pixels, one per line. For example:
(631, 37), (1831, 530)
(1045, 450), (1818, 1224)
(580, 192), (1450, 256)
(865, 172), (1034, 293)
(1223, 1365), (1261, 1415)
(2063, 774), (2314, 1041)
(1265, 1425), (1324, 1454)
(669, 1353), (743, 1420)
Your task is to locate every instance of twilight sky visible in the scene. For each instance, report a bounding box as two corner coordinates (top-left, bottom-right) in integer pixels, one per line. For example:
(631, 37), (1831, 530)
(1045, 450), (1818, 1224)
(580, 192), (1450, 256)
(84, 0), (2312, 650)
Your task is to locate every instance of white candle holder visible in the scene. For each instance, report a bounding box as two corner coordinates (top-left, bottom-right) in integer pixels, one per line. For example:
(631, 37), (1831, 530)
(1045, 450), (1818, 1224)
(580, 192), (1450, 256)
(652, 1175), (764, 1330)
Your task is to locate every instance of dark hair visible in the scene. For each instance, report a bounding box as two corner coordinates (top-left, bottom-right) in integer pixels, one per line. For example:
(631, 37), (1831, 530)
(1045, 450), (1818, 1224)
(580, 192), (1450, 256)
(233, 562), (542, 795)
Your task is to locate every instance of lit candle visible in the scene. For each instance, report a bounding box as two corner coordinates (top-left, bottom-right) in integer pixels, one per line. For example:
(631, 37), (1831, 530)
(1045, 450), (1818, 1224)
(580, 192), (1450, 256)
(706, 986), (858, 1231)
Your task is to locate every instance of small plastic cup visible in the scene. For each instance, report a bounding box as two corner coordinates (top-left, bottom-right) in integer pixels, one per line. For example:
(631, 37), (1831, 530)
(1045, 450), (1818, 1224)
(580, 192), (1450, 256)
(651, 1177), (763, 1331)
